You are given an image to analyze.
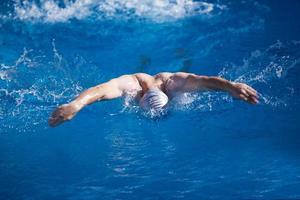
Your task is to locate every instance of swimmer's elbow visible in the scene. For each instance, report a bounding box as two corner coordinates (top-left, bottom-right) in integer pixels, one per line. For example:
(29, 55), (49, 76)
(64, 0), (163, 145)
(95, 84), (122, 100)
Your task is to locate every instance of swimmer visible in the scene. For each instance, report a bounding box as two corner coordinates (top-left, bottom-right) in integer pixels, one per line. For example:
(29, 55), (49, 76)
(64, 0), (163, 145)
(49, 72), (259, 127)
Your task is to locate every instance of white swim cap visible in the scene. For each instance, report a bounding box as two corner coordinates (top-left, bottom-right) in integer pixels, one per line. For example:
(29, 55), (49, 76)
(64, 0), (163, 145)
(140, 88), (169, 111)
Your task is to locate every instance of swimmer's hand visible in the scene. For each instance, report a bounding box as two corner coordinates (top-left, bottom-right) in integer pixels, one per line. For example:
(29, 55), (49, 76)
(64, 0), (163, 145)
(48, 103), (79, 127)
(229, 83), (259, 104)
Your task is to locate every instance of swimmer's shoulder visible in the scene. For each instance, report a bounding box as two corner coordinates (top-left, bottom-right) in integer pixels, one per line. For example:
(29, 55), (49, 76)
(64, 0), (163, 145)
(133, 73), (155, 83)
(115, 73), (150, 84)
(154, 72), (174, 79)
(133, 72), (152, 78)
(155, 72), (194, 78)
(134, 72), (175, 79)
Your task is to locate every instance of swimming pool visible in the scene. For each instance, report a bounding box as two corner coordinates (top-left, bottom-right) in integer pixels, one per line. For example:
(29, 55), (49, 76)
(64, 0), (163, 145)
(1, 0), (300, 199)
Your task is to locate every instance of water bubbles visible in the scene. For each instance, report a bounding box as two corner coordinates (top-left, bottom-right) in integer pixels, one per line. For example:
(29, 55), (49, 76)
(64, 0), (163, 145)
(275, 66), (283, 78)
(0, 70), (10, 81)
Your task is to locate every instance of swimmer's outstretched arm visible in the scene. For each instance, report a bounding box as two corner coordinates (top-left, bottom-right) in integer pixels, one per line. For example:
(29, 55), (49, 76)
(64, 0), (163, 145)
(170, 72), (259, 104)
(49, 75), (137, 127)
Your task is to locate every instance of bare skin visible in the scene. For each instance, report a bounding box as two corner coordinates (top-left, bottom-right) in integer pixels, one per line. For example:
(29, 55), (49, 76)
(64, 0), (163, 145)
(49, 72), (259, 127)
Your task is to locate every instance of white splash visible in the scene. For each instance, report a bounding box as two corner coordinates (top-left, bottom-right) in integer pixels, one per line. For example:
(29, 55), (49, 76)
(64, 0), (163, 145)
(14, 0), (223, 23)
(0, 70), (9, 80)
(0, 47), (85, 133)
(218, 40), (300, 108)
(14, 0), (94, 23)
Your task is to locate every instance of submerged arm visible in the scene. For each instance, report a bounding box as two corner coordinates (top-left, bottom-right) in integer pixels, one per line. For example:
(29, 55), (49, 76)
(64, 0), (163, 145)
(170, 72), (259, 104)
(49, 75), (136, 127)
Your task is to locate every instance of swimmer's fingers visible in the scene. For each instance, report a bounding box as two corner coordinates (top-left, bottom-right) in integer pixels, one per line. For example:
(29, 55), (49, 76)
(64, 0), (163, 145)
(49, 107), (66, 127)
(237, 94), (247, 103)
(48, 116), (63, 127)
(238, 83), (257, 96)
(246, 85), (257, 95)
(48, 104), (76, 127)
(238, 94), (248, 102)
(238, 93), (258, 104)
(249, 95), (259, 104)
(231, 82), (259, 104)
(240, 88), (249, 97)
(244, 86), (258, 98)
(244, 88), (259, 103)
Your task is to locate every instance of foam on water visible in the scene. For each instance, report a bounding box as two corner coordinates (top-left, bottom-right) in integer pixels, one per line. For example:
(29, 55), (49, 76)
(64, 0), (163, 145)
(13, 0), (225, 23)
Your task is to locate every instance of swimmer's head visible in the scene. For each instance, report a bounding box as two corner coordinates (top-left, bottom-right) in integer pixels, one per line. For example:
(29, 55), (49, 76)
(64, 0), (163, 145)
(140, 88), (169, 112)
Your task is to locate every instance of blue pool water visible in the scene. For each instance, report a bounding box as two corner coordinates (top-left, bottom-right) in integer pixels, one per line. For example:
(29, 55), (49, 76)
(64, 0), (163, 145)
(1, 0), (300, 199)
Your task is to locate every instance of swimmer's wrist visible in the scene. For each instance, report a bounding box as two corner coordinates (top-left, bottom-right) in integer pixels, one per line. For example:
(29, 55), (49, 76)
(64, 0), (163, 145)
(225, 81), (235, 92)
(69, 100), (84, 111)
